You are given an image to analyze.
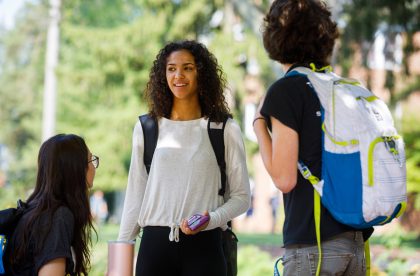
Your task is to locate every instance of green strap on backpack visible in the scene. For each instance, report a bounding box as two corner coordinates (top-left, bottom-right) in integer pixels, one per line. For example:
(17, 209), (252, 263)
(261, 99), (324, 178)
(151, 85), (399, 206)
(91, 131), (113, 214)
(298, 162), (371, 276)
(312, 191), (371, 276)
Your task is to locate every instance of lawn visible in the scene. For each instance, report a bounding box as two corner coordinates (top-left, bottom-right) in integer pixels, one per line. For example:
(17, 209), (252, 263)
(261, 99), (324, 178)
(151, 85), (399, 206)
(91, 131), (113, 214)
(90, 223), (420, 275)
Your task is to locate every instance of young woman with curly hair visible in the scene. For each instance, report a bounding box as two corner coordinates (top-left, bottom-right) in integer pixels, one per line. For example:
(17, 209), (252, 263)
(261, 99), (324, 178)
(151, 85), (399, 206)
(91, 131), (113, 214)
(145, 40), (230, 122)
(118, 40), (250, 276)
(5, 134), (97, 275)
(254, 0), (373, 275)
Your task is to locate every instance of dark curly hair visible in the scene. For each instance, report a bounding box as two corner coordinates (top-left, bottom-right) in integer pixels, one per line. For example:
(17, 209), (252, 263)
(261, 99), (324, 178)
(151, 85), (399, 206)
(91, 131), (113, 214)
(262, 0), (338, 66)
(145, 40), (231, 122)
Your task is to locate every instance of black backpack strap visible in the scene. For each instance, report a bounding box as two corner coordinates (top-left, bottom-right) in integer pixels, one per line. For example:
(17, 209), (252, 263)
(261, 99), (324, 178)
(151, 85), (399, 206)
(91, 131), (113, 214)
(0, 199), (28, 236)
(207, 115), (230, 197)
(139, 114), (158, 174)
(140, 113), (230, 196)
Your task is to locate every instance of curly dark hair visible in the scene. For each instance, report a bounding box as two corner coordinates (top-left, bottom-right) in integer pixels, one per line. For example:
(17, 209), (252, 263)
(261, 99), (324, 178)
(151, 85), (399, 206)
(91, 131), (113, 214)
(262, 0), (339, 66)
(145, 40), (231, 122)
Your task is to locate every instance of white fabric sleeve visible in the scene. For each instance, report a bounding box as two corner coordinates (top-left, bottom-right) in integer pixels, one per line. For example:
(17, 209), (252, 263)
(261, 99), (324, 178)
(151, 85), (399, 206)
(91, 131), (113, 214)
(118, 121), (148, 241)
(207, 119), (251, 229)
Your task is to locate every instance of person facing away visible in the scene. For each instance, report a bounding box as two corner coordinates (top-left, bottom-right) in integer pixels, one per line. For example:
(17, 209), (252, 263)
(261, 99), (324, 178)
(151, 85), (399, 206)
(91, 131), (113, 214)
(253, 0), (373, 275)
(5, 134), (98, 276)
(90, 190), (108, 225)
(118, 40), (251, 276)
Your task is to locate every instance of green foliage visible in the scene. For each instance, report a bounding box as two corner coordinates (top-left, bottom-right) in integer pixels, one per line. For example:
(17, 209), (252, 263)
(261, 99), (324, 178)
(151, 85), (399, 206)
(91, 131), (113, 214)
(0, 0), (220, 192)
(1, 0), (277, 193)
(2, 0), (415, 200)
(237, 245), (276, 276)
(375, 252), (412, 276)
(56, 17), (166, 190)
(339, 0), (420, 105)
(237, 233), (282, 246)
(0, 2), (48, 191)
(370, 223), (420, 249)
(401, 115), (420, 209)
(374, 230), (407, 249)
(0, 184), (29, 208)
(62, 0), (141, 27)
(166, 0), (214, 41)
(393, 78), (420, 106)
(341, 0), (420, 49)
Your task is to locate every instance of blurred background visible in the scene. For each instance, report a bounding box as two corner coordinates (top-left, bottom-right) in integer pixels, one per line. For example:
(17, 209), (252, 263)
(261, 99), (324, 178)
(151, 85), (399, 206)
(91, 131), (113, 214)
(0, 0), (419, 275)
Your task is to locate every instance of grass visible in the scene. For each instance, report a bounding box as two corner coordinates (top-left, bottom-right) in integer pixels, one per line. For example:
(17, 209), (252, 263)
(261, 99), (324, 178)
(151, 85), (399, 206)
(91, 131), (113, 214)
(369, 230), (420, 249)
(89, 223), (420, 275)
(236, 233), (283, 246)
(89, 224), (281, 275)
(90, 223), (120, 276)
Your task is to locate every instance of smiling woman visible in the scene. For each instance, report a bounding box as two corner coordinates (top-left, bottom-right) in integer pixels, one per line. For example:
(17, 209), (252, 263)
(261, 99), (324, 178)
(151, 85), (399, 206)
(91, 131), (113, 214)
(144, 40), (231, 122)
(117, 40), (251, 276)
(165, 50), (199, 112)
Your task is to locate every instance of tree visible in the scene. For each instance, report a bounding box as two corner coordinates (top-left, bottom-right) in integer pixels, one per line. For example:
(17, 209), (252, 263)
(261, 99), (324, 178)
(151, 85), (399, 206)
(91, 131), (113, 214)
(339, 0), (420, 106)
(0, 0), (278, 195)
(0, 2), (49, 200)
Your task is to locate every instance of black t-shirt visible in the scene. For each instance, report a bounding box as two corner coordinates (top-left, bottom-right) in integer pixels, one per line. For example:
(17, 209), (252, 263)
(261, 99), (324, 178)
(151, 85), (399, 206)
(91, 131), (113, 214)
(261, 65), (355, 246)
(7, 205), (75, 275)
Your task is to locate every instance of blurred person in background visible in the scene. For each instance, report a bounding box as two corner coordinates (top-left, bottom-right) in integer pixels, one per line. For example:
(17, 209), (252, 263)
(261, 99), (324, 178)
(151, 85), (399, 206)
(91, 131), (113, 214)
(90, 190), (109, 225)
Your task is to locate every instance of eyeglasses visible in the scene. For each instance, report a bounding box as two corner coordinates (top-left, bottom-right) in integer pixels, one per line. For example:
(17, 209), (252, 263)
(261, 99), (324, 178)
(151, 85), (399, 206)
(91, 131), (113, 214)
(89, 155), (99, 168)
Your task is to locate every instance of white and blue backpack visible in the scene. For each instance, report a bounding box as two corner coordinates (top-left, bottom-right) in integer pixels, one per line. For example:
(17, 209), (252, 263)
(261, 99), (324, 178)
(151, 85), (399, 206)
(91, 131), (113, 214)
(274, 64), (407, 276)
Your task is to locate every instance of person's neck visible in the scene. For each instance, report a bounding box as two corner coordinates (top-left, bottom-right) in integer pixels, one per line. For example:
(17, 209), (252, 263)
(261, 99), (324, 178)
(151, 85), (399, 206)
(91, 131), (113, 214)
(170, 101), (202, 121)
(282, 63), (293, 72)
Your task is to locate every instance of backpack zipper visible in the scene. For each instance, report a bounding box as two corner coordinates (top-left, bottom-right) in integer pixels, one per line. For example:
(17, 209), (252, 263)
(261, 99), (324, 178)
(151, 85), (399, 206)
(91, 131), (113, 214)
(368, 135), (402, 186)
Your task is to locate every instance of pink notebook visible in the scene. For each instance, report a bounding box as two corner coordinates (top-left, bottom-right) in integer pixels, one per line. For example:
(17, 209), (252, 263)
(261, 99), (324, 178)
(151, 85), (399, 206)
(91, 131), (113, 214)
(106, 240), (135, 276)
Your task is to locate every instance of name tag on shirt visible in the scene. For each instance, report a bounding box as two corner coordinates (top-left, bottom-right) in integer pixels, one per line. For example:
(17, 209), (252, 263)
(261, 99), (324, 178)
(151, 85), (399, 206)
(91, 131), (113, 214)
(210, 122), (224, 129)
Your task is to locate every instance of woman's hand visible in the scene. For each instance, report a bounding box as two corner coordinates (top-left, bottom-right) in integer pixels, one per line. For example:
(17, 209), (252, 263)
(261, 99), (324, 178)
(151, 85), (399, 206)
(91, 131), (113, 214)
(180, 211), (210, 235)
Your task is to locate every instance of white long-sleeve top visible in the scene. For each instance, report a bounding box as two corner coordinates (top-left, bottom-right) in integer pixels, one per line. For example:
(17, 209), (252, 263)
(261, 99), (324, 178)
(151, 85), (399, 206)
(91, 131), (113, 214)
(118, 117), (251, 242)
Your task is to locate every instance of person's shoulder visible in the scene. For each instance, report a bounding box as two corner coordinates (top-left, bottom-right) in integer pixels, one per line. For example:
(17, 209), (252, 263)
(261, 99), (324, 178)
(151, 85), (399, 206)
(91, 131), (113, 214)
(224, 118), (242, 140)
(55, 205), (72, 216)
(134, 119), (142, 131)
(225, 117), (240, 131)
(269, 72), (308, 91)
(266, 72), (311, 103)
(131, 118), (144, 140)
(54, 206), (74, 225)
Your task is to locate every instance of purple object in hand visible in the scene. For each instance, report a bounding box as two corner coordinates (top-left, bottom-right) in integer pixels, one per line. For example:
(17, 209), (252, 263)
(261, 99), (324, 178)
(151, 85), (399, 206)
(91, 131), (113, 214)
(187, 214), (209, 231)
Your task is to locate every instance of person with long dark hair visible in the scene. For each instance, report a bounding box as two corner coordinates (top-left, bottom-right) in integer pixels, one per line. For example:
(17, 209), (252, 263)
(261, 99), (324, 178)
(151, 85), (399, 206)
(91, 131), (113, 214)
(118, 40), (251, 276)
(5, 134), (97, 275)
